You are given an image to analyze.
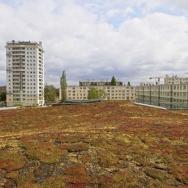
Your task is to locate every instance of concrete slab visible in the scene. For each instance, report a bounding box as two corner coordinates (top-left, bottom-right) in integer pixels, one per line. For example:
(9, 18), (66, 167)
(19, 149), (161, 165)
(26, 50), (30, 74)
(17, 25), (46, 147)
(0, 107), (18, 111)
(134, 102), (167, 110)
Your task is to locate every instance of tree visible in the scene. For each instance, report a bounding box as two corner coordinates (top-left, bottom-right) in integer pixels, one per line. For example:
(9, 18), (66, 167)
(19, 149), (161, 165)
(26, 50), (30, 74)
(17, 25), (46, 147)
(0, 92), (6, 102)
(88, 88), (105, 100)
(44, 85), (57, 102)
(111, 76), (116, 86)
(60, 70), (67, 102)
(127, 81), (131, 86)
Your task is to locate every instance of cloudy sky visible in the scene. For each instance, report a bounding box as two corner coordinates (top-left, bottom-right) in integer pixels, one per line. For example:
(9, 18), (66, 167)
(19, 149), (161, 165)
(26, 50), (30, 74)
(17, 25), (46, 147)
(0, 0), (188, 86)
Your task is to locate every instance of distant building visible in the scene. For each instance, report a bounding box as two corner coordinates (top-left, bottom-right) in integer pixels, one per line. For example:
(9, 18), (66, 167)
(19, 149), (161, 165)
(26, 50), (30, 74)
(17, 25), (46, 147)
(6, 41), (44, 106)
(164, 75), (188, 85)
(66, 85), (135, 101)
(136, 75), (188, 109)
(79, 80), (123, 86)
(60, 80), (135, 101)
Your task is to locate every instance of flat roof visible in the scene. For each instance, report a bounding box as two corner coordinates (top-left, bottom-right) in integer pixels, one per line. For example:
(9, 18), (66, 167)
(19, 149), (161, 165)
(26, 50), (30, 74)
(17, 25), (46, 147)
(6, 41), (43, 47)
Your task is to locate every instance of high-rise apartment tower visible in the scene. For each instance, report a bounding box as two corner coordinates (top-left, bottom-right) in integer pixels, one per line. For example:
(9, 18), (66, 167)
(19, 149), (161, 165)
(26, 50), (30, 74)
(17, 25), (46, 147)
(6, 41), (44, 106)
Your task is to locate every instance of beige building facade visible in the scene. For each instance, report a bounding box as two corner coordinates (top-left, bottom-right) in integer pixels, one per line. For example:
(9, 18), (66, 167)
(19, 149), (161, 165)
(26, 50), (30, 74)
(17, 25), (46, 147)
(136, 81), (188, 109)
(66, 85), (135, 101)
(164, 75), (188, 85)
(60, 80), (135, 101)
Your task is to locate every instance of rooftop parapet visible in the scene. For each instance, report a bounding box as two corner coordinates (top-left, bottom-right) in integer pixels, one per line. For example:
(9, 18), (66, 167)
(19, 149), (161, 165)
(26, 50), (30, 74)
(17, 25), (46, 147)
(6, 40), (43, 48)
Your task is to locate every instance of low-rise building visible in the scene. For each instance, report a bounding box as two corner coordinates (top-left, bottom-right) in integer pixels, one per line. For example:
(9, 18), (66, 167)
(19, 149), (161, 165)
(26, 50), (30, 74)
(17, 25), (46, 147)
(164, 75), (188, 85)
(60, 80), (135, 101)
(66, 85), (135, 101)
(136, 76), (188, 109)
(79, 80), (123, 86)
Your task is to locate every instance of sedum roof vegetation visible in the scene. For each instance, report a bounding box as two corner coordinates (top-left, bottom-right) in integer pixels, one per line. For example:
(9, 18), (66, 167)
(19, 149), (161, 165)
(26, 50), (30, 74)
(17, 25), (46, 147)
(0, 101), (187, 187)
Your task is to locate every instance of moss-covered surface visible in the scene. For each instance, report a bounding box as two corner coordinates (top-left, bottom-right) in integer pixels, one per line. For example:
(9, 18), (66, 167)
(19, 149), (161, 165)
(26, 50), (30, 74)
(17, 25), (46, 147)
(0, 101), (187, 187)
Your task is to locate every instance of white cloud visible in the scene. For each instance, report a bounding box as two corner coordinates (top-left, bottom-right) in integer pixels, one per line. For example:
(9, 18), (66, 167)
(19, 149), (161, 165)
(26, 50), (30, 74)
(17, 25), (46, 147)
(0, 0), (188, 86)
(159, 0), (188, 10)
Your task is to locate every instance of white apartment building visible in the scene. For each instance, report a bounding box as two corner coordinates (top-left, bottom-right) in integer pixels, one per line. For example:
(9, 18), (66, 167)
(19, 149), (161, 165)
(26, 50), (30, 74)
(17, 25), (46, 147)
(6, 41), (44, 106)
